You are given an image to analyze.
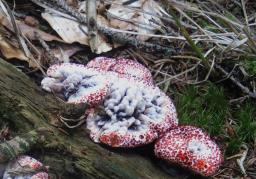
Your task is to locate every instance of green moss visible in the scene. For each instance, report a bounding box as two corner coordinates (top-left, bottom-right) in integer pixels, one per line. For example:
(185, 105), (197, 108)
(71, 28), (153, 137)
(175, 83), (256, 154)
(241, 55), (256, 75)
(226, 103), (256, 154)
(175, 83), (229, 136)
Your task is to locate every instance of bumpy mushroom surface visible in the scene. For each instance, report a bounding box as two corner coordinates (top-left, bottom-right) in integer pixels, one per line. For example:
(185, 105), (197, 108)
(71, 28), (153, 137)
(86, 79), (178, 147)
(154, 126), (223, 176)
(41, 63), (109, 106)
(3, 155), (48, 179)
(86, 56), (116, 72)
(86, 57), (154, 85)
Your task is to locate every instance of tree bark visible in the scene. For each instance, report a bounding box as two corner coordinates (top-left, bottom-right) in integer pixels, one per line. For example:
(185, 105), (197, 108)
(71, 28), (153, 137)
(0, 58), (176, 179)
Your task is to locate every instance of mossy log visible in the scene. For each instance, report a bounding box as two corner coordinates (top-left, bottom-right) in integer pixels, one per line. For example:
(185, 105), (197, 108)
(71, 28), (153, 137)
(0, 58), (178, 179)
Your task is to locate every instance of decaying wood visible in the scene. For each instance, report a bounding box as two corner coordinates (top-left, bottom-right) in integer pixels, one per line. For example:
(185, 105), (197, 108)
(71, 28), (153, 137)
(0, 129), (51, 163)
(0, 58), (176, 178)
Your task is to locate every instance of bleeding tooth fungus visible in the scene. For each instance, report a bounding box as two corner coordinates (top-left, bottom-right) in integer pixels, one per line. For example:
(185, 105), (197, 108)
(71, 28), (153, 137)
(154, 126), (223, 176)
(3, 155), (48, 179)
(40, 57), (223, 176)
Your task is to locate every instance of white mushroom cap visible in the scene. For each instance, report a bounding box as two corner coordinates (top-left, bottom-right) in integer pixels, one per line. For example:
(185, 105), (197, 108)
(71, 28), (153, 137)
(41, 63), (110, 106)
(86, 78), (178, 147)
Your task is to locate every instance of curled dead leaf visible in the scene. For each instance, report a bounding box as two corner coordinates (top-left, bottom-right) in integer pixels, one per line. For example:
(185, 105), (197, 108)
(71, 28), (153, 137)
(42, 12), (112, 54)
(107, 0), (166, 41)
(0, 34), (28, 61)
(0, 7), (63, 42)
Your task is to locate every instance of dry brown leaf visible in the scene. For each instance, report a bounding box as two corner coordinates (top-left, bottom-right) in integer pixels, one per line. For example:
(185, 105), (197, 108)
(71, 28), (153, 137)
(42, 12), (112, 54)
(0, 34), (39, 68)
(42, 12), (88, 45)
(108, 0), (166, 41)
(0, 17), (63, 42)
(0, 5), (63, 43)
(51, 44), (83, 63)
(0, 34), (28, 61)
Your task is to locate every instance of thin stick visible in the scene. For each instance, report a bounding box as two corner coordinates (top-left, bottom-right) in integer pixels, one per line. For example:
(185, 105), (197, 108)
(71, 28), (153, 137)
(215, 64), (256, 98)
(87, 0), (98, 53)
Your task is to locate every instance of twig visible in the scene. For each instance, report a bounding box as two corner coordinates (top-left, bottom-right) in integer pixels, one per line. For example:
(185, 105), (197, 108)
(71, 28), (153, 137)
(215, 64), (256, 98)
(86, 0), (98, 53)
(156, 60), (201, 86)
(1, 0), (30, 57)
(229, 95), (249, 104)
(1, 0), (46, 74)
(59, 115), (86, 129)
(35, 32), (58, 65)
(236, 144), (248, 176)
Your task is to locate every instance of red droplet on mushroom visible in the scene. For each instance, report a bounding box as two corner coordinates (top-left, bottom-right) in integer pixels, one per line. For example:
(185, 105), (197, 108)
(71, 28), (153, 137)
(86, 57), (154, 86)
(3, 155), (48, 179)
(86, 79), (178, 147)
(154, 126), (223, 176)
(41, 63), (110, 106)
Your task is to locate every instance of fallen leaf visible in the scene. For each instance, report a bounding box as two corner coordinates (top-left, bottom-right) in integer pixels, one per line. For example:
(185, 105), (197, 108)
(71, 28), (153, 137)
(0, 34), (39, 68)
(51, 44), (84, 63)
(0, 34), (28, 61)
(42, 12), (112, 54)
(107, 0), (166, 41)
(0, 6), (63, 42)
(42, 12), (88, 45)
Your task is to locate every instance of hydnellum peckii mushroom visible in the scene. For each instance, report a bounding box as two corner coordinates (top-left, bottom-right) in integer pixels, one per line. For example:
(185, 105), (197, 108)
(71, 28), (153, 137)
(41, 63), (109, 106)
(40, 57), (222, 176)
(3, 155), (48, 179)
(86, 57), (154, 86)
(154, 126), (223, 177)
(86, 78), (178, 147)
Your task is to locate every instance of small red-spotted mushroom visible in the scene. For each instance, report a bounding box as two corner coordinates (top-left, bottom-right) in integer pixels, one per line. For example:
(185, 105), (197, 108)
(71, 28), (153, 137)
(41, 63), (110, 106)
(86, 79), (178, 147)
(86, 57), (154, 86)
(3, 155), (48, 179)
(154, 126), (223, 177)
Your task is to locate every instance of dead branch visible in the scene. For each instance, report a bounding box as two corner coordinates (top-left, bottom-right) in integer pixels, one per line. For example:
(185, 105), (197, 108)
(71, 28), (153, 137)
(215, 64), (256, 98)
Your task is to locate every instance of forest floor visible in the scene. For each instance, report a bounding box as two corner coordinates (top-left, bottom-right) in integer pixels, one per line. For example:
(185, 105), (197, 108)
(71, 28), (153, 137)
(0, 0), (255, 178)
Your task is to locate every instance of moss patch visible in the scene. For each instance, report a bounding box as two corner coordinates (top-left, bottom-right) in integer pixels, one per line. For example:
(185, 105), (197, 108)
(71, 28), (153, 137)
(241, 55), (256, 75)
(226, 102), (256, 154)
(174, 82), (256, 154)
(175, 83), (229, 136)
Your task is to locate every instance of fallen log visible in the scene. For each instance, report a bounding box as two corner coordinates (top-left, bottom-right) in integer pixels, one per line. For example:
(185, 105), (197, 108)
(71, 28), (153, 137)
(0, 58), (175, 178)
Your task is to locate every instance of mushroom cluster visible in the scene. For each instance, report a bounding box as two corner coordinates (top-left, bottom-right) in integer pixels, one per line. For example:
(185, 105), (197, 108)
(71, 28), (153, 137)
(41, 57), (223, 177)
(3, 155), (48, 179)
